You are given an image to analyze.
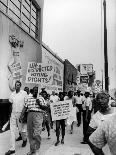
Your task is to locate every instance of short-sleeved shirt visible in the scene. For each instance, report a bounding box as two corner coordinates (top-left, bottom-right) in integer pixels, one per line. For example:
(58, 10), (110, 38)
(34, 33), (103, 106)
(73, 96), (83, 105)
(89, 111), (114, 129)
(89, 114), (116, 155)
(82, 97), (92, 111)
(9, 90), (27, 113)
(24, 95), (41, 112)
(50, 95), (59, 103)
(38, 96), (46, 105)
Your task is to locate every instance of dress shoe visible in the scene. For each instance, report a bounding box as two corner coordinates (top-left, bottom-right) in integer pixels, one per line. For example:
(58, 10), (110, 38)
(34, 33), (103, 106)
(5, 150), (15, 155)
(81, 141), (88, 144)
(22, 139), (27, 147)
(61, 139), (64, 144)
(42, 127), (45, 131)
(48, 134), (51, 139)
(16, 135), (22, 141)
(55, 140), (60, 146)
(70, 130), (73, 134)
(27, 151), (35, 155)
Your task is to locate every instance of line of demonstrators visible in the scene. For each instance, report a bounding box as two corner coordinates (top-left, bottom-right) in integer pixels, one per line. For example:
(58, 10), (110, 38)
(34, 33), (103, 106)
(5, 80), (116, 155)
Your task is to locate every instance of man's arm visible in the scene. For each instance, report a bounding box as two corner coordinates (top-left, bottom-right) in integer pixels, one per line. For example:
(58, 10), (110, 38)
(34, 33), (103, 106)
(19, 106), (27, 123)
(88, 140), (105, 155)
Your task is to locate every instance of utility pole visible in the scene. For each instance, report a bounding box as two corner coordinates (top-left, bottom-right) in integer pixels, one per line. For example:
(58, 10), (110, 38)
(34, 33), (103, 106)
(103, 0), (109, 92)
(101, 69), (103, 90)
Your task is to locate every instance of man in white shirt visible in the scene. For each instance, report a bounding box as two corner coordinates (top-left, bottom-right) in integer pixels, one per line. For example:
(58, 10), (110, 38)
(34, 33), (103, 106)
(50, 91), (59, 103)
(73, 90), (83, 127)
(5, 81), (27, 155)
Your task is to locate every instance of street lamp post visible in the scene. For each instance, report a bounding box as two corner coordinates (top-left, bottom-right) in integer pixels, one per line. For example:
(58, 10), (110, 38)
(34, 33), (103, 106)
(103, 0), (109, 92)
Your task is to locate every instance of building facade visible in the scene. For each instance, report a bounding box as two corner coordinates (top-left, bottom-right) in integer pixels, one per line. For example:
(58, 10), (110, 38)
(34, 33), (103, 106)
(42, 43), (64, 94)
(64, 59), (77, 92)
(0, 0), (44, 129)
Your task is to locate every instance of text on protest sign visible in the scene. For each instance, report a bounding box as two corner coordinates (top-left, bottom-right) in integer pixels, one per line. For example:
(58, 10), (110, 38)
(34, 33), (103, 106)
(26, 62), (53, 84)
(50, 100), (72, 121)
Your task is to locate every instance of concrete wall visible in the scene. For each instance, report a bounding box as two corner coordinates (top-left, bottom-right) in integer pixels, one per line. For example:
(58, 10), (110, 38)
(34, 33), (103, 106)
(0, 0), (44, 99)
(36, 0), (44, 43)
(0, 0), (44, 129)
(42, 43), (64, 94)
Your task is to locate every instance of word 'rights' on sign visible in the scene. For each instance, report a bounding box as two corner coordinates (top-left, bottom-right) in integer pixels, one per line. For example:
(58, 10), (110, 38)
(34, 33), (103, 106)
(50, 100), (72, 121)
(26, 62), (53, 84)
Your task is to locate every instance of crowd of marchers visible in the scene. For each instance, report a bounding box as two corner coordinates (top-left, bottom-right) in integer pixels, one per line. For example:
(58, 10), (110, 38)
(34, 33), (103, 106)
(4, 80), (116, 155)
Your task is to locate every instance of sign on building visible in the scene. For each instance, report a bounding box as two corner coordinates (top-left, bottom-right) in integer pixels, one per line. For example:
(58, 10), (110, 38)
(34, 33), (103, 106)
(26, 62), (53, 84)
(80, 75), (89, 83)
(42, 45), (64, 93)
(80, 64), (93, 75)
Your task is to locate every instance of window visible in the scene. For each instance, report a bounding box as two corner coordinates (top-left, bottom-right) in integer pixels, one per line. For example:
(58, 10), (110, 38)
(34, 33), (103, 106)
(9, 0), (20, 23)
(0, 0), (7, 13)
(0, 0), (40, 39)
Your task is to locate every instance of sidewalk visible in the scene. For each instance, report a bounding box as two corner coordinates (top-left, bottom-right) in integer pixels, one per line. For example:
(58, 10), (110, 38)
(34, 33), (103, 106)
(0, 123), (110, 155)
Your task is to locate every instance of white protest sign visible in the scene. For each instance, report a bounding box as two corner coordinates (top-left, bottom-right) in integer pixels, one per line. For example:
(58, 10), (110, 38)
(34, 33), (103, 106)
(50, 100), (72, 121)
(26, 62), (53, 84)
(9, 61), (22, 80)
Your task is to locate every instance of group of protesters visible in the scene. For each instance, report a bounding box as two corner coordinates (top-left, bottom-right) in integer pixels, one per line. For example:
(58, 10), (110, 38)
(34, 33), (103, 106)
(4, 80), (116, 155)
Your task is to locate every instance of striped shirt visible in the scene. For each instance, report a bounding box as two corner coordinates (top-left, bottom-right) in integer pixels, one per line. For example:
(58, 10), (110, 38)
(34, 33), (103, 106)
(24, 95), (41, 112)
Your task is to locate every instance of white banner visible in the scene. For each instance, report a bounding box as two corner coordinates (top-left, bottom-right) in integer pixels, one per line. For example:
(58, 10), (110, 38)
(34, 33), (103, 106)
(9, 61), (22, 80)
(26, 62), (53, 84)
(50, 100), (72, 121)
(42, 46), (64, 93)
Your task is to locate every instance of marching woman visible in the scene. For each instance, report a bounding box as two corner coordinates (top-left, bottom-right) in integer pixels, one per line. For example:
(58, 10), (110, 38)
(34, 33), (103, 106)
(39, 91), (51, 139)
(66, 91), (77, 134)
(55, 92), (65, 146)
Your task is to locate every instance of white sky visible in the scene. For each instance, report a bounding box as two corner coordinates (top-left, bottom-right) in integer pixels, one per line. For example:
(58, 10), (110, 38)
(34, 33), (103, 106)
(42, 0), (103, 80)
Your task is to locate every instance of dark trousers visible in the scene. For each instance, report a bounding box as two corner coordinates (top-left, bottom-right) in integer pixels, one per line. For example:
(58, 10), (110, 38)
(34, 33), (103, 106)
(83, 110), (91, 142)
(76, 104), (82, 125)
(45, 120), (50, 136)
(56, 119), (65, 139)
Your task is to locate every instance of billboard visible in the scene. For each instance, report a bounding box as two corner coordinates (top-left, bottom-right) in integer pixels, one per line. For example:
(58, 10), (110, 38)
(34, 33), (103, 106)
(80, 64), (93, 75)
(26, 62), (53, 84)
(42, 45), (64, 93)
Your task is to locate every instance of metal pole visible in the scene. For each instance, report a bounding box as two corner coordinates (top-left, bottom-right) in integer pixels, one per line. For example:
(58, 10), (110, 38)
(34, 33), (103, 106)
(101, 69), (103, 90)
(103, 0), (109, 92)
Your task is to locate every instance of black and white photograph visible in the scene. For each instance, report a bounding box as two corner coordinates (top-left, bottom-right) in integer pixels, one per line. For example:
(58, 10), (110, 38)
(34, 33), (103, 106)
(0, 0), (116, 155)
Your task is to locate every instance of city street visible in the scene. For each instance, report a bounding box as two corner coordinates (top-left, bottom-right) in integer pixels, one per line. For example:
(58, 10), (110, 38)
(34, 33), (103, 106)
(0, 122), (110, 155)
